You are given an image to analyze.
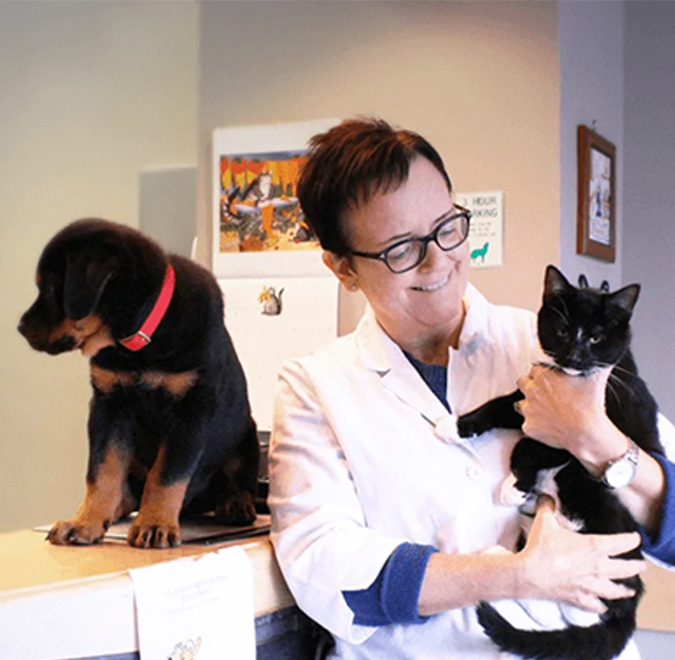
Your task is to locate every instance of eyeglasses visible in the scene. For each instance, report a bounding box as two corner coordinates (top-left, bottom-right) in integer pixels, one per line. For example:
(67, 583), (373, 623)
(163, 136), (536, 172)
(348, 205), (472, 274)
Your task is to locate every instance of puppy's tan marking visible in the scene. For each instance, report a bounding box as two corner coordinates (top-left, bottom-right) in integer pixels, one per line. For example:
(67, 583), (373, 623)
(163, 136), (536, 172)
(128, 445), (188, 548)
(49, 314), (114, 356)
(48, 443), (130, 545)
(141, 370), (199, 398)
(90, 365), (198, 398)
(90, 364), (134, 393)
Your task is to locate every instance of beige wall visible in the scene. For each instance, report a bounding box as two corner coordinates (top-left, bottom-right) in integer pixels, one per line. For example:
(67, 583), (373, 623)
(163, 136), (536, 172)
(0, 1), (198, 533)
(197, 1), (560, 314)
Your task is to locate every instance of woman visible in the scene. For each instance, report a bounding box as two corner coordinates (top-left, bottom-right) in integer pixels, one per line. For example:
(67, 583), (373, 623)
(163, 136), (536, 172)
(268, 118), (675, 658)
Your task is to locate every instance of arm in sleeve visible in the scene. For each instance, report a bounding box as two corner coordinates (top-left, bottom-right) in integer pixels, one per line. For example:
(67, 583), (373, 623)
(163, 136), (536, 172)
(268, 359), (409, 643)
(343, 542), (438, 626)
(641, 413), (675, 567)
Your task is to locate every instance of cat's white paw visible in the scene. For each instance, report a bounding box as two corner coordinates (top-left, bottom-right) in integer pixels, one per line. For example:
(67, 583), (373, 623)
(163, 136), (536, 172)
(499, 473), (528, 507)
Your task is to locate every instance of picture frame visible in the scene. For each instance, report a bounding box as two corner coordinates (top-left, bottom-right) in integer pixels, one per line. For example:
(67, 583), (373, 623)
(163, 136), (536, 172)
(212, 118), (340, 278)
(576, 125), (616, 262)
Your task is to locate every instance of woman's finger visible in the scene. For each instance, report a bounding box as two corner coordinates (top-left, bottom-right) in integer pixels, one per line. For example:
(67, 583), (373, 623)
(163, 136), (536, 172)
(535, 493), (556, 515)
(574, 592), (608, 614)
(592, 530), (643, 557)
(604, 557), (647, 581)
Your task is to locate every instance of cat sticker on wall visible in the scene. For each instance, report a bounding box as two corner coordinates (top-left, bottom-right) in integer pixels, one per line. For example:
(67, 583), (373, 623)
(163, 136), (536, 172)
(168, 636), (201, 660)
(258, 285), (284, 316)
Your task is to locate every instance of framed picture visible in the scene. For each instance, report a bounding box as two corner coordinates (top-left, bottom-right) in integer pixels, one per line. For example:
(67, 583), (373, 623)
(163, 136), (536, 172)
(212, 118), (339, 278)
(576, 125), (616, 262)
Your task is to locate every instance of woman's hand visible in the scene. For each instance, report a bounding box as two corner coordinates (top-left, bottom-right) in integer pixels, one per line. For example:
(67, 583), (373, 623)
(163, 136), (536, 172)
(516, 363), (667, 536)
(516, 364), (625, 474)
(517, 495), (646, 613)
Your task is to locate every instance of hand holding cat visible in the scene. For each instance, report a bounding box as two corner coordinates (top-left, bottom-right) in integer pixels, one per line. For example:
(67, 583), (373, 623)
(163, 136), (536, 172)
(518, 494), (646, 613)
(517, 364), (626, 476)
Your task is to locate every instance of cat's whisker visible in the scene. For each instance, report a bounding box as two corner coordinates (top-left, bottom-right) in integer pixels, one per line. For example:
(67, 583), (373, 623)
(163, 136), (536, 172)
(608, 372), (633, 397)
(606, 378), (624, 405)
(608, 363), (633, 377)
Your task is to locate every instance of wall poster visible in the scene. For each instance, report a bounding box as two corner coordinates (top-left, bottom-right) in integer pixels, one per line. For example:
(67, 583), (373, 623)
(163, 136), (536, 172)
(212, 118), (339, 278)
(212, 119), (341, 431)
(454, 190), (504, 269)
(576, 125), (616, 262)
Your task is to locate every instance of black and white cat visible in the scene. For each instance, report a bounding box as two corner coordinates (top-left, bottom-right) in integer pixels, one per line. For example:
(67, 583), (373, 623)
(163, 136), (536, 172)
(458, 265), (664, 660)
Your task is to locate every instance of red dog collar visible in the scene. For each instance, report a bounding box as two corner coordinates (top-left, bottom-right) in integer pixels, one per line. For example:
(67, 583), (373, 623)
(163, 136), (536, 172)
(119, 264), (175, 352)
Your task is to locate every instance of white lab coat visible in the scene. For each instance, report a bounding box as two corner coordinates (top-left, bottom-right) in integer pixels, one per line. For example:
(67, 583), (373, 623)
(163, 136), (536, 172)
(269, 285), (668, 659)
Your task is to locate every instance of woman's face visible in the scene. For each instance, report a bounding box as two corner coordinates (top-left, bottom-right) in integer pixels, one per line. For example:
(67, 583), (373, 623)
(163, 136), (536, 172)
(326, 157), (470, 350)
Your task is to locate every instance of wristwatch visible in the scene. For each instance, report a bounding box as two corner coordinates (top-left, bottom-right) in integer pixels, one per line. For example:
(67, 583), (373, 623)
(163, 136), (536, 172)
(601, 439), (640, 489)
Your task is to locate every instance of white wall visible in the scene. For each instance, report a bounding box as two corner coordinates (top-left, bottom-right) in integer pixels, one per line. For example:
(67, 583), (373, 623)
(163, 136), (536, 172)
(623, 1), (675, 421)
(558, 0), (624, 287)
(0, 1), (198, 533)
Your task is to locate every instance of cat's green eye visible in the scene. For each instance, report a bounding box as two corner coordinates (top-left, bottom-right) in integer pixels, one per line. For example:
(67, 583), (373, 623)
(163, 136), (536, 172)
(589, 334), (603, 345)
(556, 328), (569, 339)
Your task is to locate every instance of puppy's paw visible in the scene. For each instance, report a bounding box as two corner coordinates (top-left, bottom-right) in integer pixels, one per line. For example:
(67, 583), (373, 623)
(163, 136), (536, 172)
(47, 518), (110, 545)
(127, 516), (182, 549)
(215, 491), (257, 527)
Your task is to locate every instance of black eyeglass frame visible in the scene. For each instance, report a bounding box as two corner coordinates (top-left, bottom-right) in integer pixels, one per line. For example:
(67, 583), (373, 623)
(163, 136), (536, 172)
(347, 205), (472, 274)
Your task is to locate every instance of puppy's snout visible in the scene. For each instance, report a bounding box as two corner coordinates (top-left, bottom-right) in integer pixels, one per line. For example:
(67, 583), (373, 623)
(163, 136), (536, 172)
(18, 309), (48, 350)
(18, 313), (39, 347)
(17, 311), (35, 340)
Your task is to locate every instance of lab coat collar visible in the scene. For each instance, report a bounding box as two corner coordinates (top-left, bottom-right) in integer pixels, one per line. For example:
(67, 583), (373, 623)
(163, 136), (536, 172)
(456, 284), (489, 357)
(355, 283), (488, 372)
(353, 284), (490, 436)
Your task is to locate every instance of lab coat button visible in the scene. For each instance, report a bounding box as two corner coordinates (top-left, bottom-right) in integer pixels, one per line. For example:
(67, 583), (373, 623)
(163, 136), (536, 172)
(466, 466), (481, 480)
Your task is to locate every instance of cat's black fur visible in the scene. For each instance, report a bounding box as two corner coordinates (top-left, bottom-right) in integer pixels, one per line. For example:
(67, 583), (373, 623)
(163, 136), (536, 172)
(458, 265), (664, 660)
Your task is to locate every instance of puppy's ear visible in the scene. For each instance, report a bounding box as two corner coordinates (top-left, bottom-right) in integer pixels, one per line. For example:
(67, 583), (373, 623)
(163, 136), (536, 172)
(64, 250), (118, 320)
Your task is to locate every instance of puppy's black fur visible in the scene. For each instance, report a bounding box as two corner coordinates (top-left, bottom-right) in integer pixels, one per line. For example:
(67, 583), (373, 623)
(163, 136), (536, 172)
(19, 219), (259, 548)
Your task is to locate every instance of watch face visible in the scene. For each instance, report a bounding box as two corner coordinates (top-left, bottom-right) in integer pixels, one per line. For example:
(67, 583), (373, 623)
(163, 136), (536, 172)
(605, 459), (636, 488)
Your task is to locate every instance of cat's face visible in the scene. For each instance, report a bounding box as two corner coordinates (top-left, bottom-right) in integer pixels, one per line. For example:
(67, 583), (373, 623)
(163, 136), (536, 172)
(537, 266), (639, 376)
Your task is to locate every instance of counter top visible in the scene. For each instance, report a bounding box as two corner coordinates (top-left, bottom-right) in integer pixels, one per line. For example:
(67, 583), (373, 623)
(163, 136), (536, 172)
(1, 528), (294, 660)
(1, 526), (674, 660)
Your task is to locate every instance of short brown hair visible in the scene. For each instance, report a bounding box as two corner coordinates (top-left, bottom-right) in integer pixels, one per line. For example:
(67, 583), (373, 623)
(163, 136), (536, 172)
(297, 118), (452, 255)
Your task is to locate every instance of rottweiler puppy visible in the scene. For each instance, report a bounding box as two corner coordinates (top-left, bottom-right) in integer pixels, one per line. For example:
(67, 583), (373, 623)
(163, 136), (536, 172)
(18, 219), (259, 548)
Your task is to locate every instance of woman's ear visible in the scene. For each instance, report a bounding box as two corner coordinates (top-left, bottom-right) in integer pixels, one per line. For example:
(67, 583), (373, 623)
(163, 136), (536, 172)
(322, 252), (359, 291)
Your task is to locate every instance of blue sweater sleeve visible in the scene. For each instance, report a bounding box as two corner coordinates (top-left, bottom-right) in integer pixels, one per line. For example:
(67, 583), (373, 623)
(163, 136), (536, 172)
(640, 453), (675, 565)
(342, 542), (438, 626)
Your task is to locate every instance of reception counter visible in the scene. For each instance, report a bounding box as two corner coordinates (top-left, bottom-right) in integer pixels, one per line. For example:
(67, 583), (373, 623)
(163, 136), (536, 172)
(0, 527), (321, 660)
(1, 526), (674, 660)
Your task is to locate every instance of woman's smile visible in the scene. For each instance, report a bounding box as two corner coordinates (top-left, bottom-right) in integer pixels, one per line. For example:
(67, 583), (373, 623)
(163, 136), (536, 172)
(411, 273), (450, 292)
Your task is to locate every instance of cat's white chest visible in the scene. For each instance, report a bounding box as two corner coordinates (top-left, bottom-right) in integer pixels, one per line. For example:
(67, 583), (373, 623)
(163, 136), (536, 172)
(514, 465), (586, 535)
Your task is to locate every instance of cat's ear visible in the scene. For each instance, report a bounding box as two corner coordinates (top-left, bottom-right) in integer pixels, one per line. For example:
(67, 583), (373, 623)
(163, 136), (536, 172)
(609, 283), (640, 316)
(578, 274), (589, 288)
(600, 280), (610, 292)
(543, 265), (570, 300)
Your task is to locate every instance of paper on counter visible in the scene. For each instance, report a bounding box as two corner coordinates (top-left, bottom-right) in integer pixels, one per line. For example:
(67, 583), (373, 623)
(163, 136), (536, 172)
(219, 276), (339, 431)
(129, 546), (255, 660)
